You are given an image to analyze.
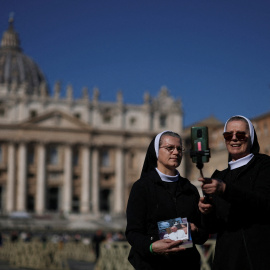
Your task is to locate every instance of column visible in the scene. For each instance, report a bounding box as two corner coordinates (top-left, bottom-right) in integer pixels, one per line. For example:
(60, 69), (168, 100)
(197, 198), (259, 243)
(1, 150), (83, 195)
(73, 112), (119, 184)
(36, 143), (46, 214)
(17, 142), (27, 211)
(114, 147), (124, 213)
(63, 145), (72, 213)
(81, 145), (90, 213)
(6, 143), (15, 212)
(91, 148), (99, 214)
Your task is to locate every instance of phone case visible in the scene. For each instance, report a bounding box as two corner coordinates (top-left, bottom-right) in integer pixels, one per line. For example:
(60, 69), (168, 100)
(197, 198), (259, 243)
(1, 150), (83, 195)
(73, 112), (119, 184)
(191, 126), (210, 163)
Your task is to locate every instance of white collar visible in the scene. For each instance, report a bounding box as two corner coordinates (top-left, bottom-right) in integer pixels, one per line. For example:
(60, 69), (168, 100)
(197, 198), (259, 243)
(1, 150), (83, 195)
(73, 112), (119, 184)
(229, 154), (254, 170)
(155, 168), (179, 182)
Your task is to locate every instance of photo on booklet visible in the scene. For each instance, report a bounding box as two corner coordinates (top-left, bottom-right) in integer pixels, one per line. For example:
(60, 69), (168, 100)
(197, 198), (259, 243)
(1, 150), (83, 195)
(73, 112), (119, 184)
(157, 217), (193, 248)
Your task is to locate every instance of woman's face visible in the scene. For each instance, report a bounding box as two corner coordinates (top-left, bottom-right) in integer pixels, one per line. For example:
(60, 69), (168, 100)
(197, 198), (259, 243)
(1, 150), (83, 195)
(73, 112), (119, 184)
(157, 135), (182, 175)
(225, 120), (251, 161)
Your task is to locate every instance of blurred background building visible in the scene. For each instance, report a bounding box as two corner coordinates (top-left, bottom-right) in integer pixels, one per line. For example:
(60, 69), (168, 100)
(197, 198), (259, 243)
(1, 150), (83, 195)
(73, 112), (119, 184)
(0, 18), (183, 217)
(0, 18), (269, 218)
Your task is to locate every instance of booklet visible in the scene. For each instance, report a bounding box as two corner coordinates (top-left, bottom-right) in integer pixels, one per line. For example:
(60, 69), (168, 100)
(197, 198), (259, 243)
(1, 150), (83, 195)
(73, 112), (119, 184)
(157, 217), (193, 248)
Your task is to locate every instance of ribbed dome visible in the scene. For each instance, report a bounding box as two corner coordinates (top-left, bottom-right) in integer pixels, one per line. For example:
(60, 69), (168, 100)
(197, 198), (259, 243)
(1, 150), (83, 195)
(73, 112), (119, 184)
(0, 17), (48, 95)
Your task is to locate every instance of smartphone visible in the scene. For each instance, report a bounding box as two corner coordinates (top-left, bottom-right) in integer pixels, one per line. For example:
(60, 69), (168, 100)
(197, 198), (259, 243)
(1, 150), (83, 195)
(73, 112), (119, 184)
(203, 177), (212, 184)
(190, 126), (210, 164)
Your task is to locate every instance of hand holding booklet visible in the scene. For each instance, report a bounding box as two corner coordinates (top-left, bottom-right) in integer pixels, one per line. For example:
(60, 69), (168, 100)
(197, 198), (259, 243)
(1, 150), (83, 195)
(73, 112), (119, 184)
(157, 217), (193, 248)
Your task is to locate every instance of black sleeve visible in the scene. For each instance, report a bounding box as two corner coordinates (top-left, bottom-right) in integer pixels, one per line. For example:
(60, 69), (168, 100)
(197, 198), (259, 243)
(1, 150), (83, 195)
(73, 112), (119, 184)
(200, 170), (228, 234)
(125, 180), (153, 258)
(202, 156), (270, 232)
(200, 202), (226, 234)
(189, 186), (211, 244)
(223, 156), (270, 216)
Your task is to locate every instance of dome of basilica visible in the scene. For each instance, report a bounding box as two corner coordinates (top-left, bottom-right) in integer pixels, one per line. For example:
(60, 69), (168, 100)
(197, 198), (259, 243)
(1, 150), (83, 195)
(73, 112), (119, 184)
(0, 17), (48, 95)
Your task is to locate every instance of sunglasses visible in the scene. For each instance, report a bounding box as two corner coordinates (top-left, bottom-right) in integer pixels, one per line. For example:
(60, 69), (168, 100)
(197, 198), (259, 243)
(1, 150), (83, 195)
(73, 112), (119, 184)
(223, 131), (247, 141)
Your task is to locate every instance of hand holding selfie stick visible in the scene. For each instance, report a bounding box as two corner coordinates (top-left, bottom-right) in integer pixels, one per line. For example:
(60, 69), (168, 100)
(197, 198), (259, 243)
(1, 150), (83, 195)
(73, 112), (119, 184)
(191, 148), (211, 203)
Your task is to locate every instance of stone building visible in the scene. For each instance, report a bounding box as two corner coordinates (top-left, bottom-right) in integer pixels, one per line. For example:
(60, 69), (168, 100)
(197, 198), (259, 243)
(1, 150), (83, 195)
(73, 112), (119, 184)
(252, 112), (270, 155)
(0, 18), (184, 216)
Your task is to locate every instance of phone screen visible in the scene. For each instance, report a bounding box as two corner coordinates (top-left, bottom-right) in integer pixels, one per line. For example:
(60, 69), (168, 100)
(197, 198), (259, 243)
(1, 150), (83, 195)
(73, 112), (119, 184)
(190, 126), (210, 164)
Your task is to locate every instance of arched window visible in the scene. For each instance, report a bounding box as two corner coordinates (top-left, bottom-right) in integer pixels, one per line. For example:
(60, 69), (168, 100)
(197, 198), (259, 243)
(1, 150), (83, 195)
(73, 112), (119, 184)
(159, 115), (167, 128)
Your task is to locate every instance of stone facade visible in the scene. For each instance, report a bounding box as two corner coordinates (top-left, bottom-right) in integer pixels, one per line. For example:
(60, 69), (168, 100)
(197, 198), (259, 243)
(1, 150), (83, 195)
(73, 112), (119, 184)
(0, 19), (184, 215)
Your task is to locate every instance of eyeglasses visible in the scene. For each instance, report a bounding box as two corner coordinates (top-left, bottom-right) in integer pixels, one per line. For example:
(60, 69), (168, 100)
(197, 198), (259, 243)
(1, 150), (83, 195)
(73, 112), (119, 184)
(223, 131), (247, 141)
(159, 145), (185, 153)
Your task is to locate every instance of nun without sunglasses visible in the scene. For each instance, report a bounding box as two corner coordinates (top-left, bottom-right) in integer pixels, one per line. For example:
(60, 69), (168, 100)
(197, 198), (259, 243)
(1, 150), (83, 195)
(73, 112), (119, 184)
(125, 130), (208, 270)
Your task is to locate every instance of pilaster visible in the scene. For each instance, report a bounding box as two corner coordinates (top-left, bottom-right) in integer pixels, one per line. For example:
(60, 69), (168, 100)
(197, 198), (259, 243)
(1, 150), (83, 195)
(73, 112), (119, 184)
(36, 143), (46, 214)
(114, 147), (124, 213)
(6, 143), (15, 212)
(91, 148), (99, 214)
(63, 144), (72, 213)
(81, 145), (90, 213)
(17, 142), (27, 211)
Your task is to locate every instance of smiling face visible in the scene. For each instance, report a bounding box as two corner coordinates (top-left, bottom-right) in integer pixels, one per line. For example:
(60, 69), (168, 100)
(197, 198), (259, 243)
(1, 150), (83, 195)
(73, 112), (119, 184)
(225, 120), (251, 161)
(157, 135), (182, 175)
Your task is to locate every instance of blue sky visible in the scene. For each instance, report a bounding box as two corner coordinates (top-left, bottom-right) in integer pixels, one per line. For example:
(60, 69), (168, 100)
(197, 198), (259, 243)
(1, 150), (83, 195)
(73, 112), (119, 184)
(1, 0), (270, 127)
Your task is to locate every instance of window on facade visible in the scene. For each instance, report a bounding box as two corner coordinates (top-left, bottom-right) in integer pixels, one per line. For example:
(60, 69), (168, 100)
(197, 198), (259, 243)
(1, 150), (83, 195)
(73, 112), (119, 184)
(130, 117), (136, 126)
(101, 150), (110, 167)
(103, 108), (112, 123)
(27, 195), (34, 211)
(73, 148), (79, 166)
(72, 196), (79, 212)
(47, 187), (59, 211)
(74, 113), (81, 119)
(30, 110), (37, 118)
(48, 146), (59, 165)
(27, 145), (35, 165)
(27, 173), (35, 178)
(100, 189), (110, 212)
(159, 115), (167, 128)
(103, 115), (112, 123)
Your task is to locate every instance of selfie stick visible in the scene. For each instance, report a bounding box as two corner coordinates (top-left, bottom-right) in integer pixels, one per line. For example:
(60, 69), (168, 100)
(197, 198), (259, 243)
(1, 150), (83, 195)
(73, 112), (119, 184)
(196, 142), (205, 178)
(190, 141), (210, 178)
(190, 143), (211, 202)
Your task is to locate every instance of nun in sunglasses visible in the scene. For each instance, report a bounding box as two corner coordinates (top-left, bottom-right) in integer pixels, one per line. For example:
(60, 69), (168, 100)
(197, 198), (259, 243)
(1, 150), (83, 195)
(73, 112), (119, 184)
(125, 131), (208, 270)
(199, 115), (270, 270)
